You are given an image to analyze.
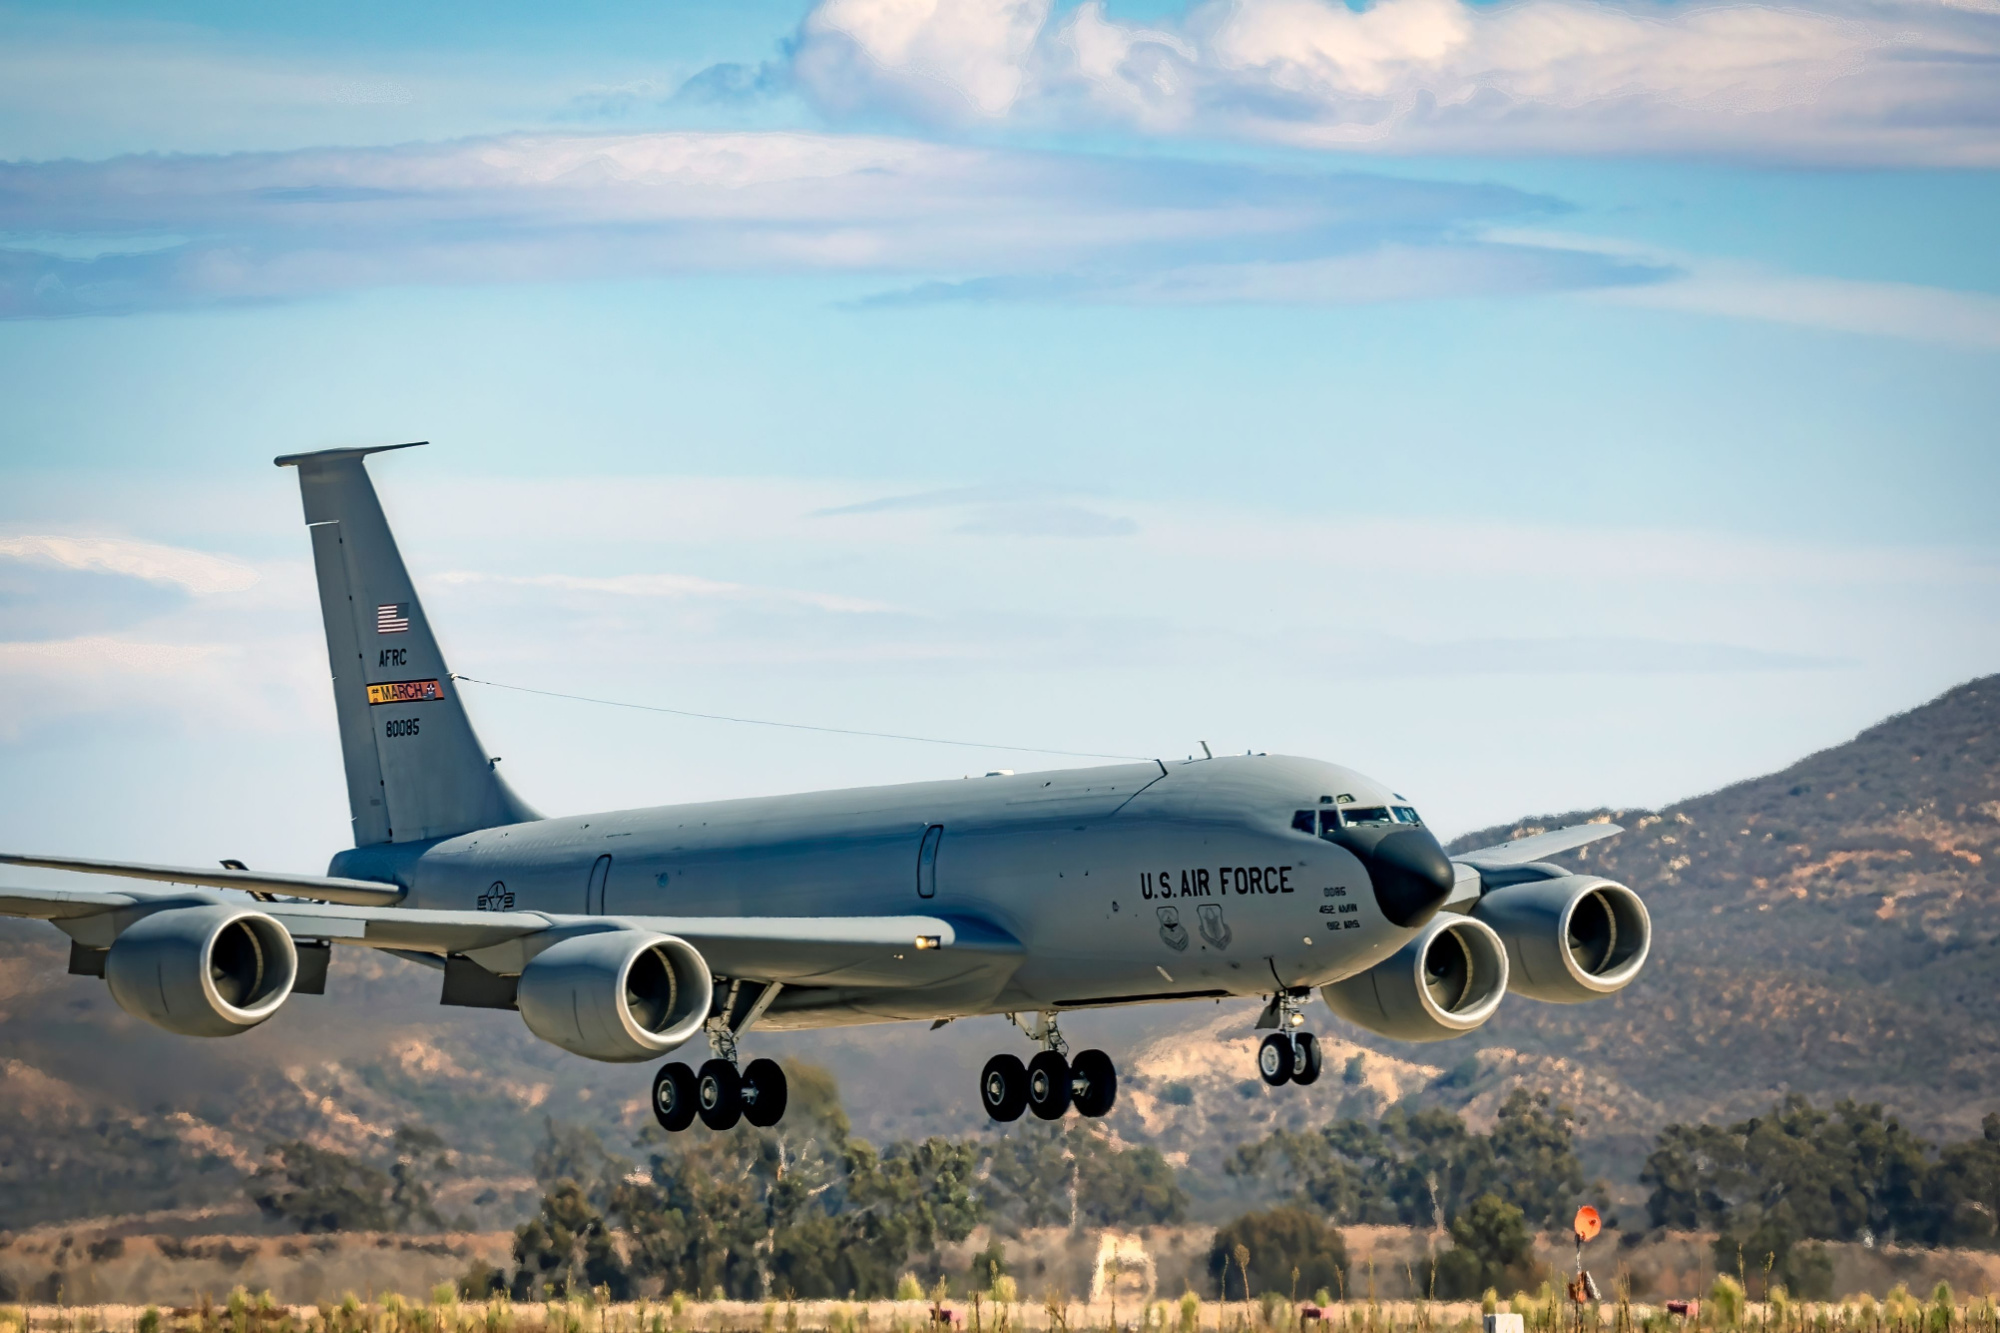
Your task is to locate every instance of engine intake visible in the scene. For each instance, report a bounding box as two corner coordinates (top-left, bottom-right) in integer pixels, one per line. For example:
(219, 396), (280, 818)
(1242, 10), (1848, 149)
(105, 904), (299, 1036)
(1472, 873), (1651, 1003)
(1321, 913), (1509, 1042)
(516, 930), (713, 1063)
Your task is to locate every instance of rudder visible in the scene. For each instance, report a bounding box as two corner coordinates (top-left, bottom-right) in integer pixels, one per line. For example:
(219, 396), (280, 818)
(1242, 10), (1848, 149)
(277, 442), (538, 845)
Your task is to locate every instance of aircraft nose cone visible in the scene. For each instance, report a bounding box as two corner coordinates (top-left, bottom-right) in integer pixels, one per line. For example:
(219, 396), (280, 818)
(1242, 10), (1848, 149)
(1364, 827), (1456, 928)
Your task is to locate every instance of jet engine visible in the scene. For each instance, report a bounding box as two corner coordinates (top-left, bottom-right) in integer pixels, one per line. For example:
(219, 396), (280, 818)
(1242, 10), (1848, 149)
(1472, 870), (1650, 1002)
(1321, 913), (1509, 1042)
(515, 930), (713, 1062)
(105, 904), (299, 1037)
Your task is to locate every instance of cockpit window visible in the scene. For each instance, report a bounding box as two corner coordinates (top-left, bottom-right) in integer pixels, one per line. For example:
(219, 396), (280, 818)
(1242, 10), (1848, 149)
(1292, 810), (1316, 834)
(1339, 806), (1394, 827)
(1392, 806), (1423, 825)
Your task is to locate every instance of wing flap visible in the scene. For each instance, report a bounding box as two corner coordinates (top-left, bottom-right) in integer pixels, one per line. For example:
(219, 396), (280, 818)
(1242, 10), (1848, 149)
(1453, 822), (1623, 866)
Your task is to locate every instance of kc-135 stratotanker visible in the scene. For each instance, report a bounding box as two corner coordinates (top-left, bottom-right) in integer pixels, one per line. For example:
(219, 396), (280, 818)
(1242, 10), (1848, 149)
(0, 445), (1651, 1130)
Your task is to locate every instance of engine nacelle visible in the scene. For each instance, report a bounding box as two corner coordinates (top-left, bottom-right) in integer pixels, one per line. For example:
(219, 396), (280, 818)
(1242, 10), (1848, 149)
(105, 904), (298, 1037)
(516, 930), (713, 1063)
(1472, 873), (1651, 1003)
(1321, 913), (1509, 1042)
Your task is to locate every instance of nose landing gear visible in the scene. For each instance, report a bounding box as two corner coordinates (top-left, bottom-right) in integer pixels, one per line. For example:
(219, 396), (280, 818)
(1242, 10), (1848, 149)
(979, 1012), (1119, 1123)
(1255, 991), (1324, 1088)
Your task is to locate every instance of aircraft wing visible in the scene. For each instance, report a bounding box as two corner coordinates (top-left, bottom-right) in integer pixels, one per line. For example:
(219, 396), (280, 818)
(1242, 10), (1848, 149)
(0, 852), (406, 906)
(0, 881), (1008, 985)
(1452, 822), (1623, 866)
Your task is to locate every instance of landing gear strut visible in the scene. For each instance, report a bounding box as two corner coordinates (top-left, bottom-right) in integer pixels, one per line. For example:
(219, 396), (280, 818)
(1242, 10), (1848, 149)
(979, 1012), (1118, 1123)
(651, 980), (790, 1133)
(1256, 991), (1323, 1088)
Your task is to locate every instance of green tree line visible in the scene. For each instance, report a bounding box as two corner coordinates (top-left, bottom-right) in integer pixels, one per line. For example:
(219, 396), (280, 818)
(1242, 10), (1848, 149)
(1643, 1096), (2000, 1296)
(488, 1066), (1188, 1301)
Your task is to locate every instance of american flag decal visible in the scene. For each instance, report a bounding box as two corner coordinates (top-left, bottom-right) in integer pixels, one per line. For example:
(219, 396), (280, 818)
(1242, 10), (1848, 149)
(375, 603), (411, 634)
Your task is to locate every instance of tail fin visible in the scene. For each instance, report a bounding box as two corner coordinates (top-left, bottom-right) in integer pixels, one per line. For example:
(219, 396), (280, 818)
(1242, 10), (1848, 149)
(277, 443), (538, 846)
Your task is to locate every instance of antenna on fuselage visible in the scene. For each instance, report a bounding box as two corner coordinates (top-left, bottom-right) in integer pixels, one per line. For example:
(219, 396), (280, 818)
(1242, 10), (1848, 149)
(1199, 741), (1213, 759)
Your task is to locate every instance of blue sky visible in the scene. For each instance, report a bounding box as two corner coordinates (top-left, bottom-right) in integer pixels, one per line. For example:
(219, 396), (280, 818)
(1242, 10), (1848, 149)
(0, 0), (1995, 876)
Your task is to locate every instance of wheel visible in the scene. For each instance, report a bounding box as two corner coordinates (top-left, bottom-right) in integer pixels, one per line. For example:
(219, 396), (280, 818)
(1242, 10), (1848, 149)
(652, 1061), (698, 1132)
(697, 1058), (742, 1130)
(980, 1053), (1028, 1122)
(1026, 1050), (1072, 1120)
(1258, 1032), (1294, 1086)
(1291, 1032), (1323, 1086)
(741, 1057), (788, 1128)
(1070, 1048), (1117, 1118)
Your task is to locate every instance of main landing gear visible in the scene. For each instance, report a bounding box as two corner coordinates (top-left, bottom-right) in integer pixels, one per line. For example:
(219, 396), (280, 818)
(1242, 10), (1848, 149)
(652, 984), (790, 1132)
(1255, 991), (1324, 1088)
(980, 1013), (1117, 1123)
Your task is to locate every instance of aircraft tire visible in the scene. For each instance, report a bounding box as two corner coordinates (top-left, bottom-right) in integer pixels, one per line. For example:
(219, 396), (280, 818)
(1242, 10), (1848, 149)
(1070, 1048), (1117, 1118)
(697, 1058), (743, 1130)
(1026, 1050), (1072, 1120)
(980, 1053), (1028, 1122)
(1257, 1032), (1294, 1087)
(652, 1061), (699, 1132)
(742, 1057), (788, 1128)
(1292, 1032), (1323, 1086)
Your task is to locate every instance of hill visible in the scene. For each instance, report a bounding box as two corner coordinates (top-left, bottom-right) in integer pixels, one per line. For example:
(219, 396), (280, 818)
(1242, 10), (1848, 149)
(1, 674), (1996, 1230)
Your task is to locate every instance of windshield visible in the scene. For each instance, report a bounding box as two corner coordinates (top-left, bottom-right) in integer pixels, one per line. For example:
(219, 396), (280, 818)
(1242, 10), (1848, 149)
(1392, 806), (1423, 825)
(1338, 806), (1393, 827)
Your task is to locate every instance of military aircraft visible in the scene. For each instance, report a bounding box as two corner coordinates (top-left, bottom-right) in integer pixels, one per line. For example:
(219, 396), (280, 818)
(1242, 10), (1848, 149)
(0, 445), (1651, 1132)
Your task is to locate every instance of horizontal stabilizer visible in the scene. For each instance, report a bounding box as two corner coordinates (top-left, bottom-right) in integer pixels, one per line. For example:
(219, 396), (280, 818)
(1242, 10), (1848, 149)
(0, 853), (406, 906)
(1452, 822), (1623, 866)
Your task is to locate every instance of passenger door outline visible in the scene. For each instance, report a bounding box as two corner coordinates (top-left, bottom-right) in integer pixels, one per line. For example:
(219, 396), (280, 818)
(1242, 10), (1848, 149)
(587, 854), (612, 914)
(917, 825), (943, 899)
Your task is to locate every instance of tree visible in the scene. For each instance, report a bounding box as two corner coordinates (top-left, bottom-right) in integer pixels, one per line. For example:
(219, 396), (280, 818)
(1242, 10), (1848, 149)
(1429, 1194), (1539, 1299)
(980, 1123), (1189, 1231)
(246, 1142), (393, 1233)
(1208, 1206), (1347, 1301)
(608, 1063), (985, 1300)
(389, 1124), (450, 1232)
(1229, 1089), (1592, 1232)
(511, 1179), (631, 1299)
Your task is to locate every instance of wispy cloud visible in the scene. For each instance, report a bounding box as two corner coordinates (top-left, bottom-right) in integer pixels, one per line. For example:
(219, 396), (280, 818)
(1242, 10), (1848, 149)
(0, 131), (1666, 318)
(0, 535), (260, 595)
(432, 569), (896, 614)
(814, 485), (1138, 537)
(1489, 227), (2000, 351)
(786, 0), (2000, 165)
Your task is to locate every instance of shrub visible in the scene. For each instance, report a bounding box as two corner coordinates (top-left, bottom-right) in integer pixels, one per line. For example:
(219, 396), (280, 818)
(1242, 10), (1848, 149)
(1210, 1207), (1348, 1302)
(896, 1276), (924, 1302)
(1708, 1276), (1744, 1328)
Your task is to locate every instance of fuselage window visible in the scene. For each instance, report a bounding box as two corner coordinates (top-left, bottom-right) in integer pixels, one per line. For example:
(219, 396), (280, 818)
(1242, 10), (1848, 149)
(1292, 810), (1316, 834)
(1340, 806), (1393, 827)
(1392, 806), (1423, 825)
(918, 824), (943, 898)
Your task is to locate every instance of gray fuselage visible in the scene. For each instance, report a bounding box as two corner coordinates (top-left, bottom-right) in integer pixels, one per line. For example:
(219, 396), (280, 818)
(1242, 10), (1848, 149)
(330, 754), (1448, 1029)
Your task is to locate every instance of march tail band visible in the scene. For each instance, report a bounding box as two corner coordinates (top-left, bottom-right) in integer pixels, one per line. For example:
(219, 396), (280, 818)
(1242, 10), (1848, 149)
(277, 443), (539, 846)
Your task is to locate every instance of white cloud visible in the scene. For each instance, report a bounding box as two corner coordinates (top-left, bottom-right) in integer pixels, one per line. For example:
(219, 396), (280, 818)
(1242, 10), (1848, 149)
(802, 0), (1054, 116)
(0, 534), (260, 595)
(787, 0), (2000, 164)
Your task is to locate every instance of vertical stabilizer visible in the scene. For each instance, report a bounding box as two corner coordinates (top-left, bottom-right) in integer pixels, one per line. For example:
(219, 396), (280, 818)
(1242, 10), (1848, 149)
(277, 443), (538, 845)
